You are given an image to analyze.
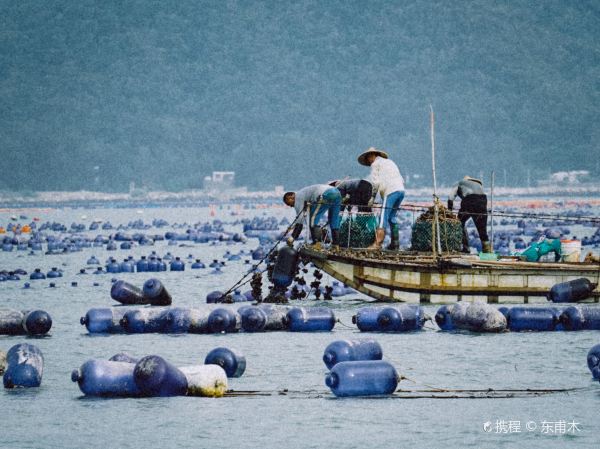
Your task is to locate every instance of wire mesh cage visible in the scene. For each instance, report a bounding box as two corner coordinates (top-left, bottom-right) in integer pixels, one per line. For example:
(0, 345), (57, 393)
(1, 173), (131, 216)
(339, 212), (378, 248)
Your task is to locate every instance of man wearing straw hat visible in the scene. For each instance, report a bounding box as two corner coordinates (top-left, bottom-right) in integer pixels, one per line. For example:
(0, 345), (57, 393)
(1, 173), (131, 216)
(447, 175), (491, 253)
(358, 147), (405, 250)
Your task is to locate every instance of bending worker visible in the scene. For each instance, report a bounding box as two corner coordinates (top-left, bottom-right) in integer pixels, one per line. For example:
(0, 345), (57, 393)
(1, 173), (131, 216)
(358, 147), (405, 250)
(328, 178), (377, 213)
(447, 175), (491, 253)
(283, 184), (342, 248)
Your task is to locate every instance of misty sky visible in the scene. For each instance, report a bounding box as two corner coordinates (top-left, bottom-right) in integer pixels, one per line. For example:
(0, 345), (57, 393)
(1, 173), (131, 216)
(1, 0), (598, 192)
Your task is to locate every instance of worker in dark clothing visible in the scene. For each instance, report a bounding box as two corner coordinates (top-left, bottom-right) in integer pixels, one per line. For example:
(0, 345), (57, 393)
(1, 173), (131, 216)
(329, 179), (377, 213)
(447, 176), (491, 253)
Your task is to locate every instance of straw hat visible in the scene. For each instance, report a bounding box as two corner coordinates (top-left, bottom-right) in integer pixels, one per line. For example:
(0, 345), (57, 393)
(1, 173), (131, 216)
(357, 147), (388, 166)
(463, 175), (483, 185)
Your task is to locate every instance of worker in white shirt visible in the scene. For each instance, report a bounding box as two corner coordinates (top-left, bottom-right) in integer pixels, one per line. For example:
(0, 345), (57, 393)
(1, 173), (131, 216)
(358, 147), (405, 250)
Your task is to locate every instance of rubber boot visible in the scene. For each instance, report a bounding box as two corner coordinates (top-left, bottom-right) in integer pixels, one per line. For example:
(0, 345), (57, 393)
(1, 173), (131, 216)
(310, 226), (323, 250)
(367, 228), (385, 250)
(482, 241), (492, 254)
(330, 229), (340, 251)
(386, 224), (400, 250)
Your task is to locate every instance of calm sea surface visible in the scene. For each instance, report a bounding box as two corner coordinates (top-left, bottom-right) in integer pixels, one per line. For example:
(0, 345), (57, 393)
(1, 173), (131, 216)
(1, 205), (599, 449)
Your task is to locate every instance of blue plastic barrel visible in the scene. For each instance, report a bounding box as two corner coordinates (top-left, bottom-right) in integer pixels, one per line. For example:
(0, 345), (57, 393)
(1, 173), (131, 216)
(376, 305), (425, 332)
(191, 259), (205, 269)
(72, 359), (140, 397)
(23, 310), (52, 335)
(80, 308), (127, 333)
(325, 360), (399, 397)
(142, 278), (172, 306)
(163, 307), (210, 334)
(109, 353), (139, 363)
(286, 307), (336, 332)
(231, 290), (246, 302)
(239, 305), (267, 332)
(548, 278), (597, 303)
(106, 259), (121, 273)
(450, 302), (507, 332)
(133, 355), (188, 397)
(323, 339), (383, 369)
(111, 280), (147, 305)
(204, 347), (246, 378)
(148, 257), (159, 272)
(3, 343), (44, 388)
(29, 268), (45, 280)
(435, 305), (454, 330)
(206, 291), (224, 303)
(507, 307), (560, 332)
(560, 306), (600, 331)
(170, 257), (185, 271)
(120, 308), (169, 333)
(272, 246), (299, 288)
(207, 308), (241, 333)
(587, 344), (600, 380)
(352, 307), (383, 332)
(120, 260), (135, 273)
(0, 310), (26, 335)
(47, 267), (61, 278)
(136, 256), (149, 273)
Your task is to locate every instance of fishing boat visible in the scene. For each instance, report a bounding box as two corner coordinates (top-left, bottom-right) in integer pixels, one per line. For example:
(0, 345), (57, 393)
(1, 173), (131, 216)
(298, 107), (600, 304)
(300, 244), (600, 303)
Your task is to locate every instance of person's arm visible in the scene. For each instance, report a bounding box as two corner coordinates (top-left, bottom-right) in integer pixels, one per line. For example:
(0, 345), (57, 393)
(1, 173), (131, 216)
(447, 183), (459, 210)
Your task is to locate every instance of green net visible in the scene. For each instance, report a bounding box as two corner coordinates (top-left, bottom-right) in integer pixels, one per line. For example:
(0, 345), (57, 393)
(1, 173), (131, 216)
(411, 219), (463, 252)
(339, 213), (378, 248)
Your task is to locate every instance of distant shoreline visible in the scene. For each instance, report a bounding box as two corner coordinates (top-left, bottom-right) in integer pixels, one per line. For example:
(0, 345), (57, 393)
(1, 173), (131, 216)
(0, 185), (599, 209)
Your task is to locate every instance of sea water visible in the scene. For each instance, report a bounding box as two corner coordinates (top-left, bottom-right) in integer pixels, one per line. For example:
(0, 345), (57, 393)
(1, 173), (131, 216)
(1, 205), (599, 449)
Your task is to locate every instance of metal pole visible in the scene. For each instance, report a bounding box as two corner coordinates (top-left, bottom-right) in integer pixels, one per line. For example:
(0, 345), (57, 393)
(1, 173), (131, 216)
(490, 170), (495, 252)
(430, 105), (442, 256)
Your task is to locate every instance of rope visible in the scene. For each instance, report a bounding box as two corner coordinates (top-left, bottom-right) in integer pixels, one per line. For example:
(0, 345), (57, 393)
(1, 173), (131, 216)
(217, 207), (306, 301)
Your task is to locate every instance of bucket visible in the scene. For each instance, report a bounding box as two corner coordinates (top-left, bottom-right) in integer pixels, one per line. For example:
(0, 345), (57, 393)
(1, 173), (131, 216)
(560, 240), (581, 262)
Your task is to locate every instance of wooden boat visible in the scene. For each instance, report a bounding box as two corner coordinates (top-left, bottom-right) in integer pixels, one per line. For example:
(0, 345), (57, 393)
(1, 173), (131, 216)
(300, 245), (600, 303)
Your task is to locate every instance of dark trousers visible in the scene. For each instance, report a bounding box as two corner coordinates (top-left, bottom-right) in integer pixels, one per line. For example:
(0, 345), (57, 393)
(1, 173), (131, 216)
(342, 180), (374, 213)
(458, 194), (489, 248)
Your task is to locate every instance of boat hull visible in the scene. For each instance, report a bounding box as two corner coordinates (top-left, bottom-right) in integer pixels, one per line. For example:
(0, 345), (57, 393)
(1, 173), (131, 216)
(301, 247), (600, 304)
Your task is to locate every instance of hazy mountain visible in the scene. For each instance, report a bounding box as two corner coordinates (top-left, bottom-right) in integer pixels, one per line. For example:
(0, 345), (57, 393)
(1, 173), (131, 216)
(1, 0), (598, 192)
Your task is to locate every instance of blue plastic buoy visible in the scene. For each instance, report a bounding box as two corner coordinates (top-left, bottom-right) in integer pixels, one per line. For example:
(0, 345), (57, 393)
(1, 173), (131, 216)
(136, 256), (149, 273)
(207, 308), (240, 333)
(449, 302), (507, 332)
(352, 307), (383, 332)
(323, 339), (383, 370)
(376, 305), (425, 332)
(548, 278), (597, 303)
(286, 307), (336, 332)
(206, 291), (224, 303)
(23, 310), (52, 335)
(170, 257), (185, 272)
(506, 307), (561, 332)
(163, 307), (210, 334)
(133, 355), (188, 397)
(109, 353), (139, 363)
(110, 280), (147, 305)
(587, 344), (600, 380)
(204, 347), (246, 378)
(434, 305), (454, 330)
(29, 268), (45, 280)
(3, 343), (44, 388)
(560, 306), (600, 331)
(80, 308), (127, 334)
(120, 308), (169, 333)
(142, 278), (172, 306)
(325, 360), (399, 397)
(72, 359), (140, 397)
(271, 246), (299, 288)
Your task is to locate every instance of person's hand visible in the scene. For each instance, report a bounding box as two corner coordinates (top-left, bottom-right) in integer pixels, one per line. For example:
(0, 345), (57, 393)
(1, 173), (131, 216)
(286, 237), (295, 246)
